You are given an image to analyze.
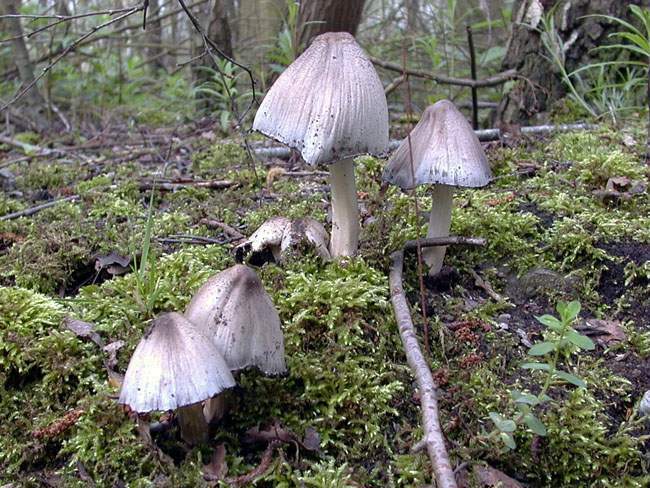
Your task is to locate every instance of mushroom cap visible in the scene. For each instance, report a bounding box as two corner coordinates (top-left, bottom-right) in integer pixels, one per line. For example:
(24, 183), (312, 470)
(185, 265), (287, 375)
(280, 217), (331, 261)
(382, 100), (492, 190)
(118, 312), (235, 413)
(253, 32), (389, 166)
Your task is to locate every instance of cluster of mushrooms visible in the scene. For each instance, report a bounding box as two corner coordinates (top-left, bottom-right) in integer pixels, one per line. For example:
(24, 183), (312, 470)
(118, 32), (492, 445)
(119, 265), (286, 445)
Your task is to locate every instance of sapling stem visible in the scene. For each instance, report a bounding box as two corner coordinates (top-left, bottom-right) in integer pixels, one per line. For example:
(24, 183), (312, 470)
(423, 185), (454, 274)
(177, 403), (208, 445)
(328, 157), (359, 257)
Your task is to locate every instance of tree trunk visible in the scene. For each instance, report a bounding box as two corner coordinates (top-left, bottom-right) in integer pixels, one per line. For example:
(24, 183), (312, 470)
(145, 0), (166, 72)
(297, 0), (366, 48)
(497, 0), (642, 125)
(237, 0), (285, 66)
(0, 0), (47, 131)
(208, 0), (233, 58)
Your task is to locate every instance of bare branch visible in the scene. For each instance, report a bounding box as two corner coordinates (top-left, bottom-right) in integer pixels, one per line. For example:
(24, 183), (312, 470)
(370, 56), (517, 88)
(0, 5), (144, 113)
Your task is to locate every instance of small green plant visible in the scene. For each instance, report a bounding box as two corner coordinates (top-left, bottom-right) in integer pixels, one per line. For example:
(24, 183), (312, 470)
(489, 300), (595, 449)
(268, 0), (302, 74)
(130, 189), (161, 319)
(194, 58), (253, 131)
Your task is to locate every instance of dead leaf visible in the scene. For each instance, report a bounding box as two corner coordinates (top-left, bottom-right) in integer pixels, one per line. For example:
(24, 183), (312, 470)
(622, 134), (636, 147)
(577, 319), (627, 346)
(244, 421), (320, 453)
(302, 427), (321, 452)
(103, 340), (124, 369)
(95, 252), (131, 276)
(63, 317), (104, 348)
(203, 444), (228, 482)
(473, 465), (523, 487)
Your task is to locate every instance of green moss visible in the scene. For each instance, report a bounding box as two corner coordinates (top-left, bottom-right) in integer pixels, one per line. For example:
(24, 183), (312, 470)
(192, 142), (247, 177)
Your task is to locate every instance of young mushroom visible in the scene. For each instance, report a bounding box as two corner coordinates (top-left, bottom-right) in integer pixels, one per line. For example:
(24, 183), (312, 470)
(185, 264), (287, 423)
(235, 216), (331, 265)
(118, 312), (235, 445)
(253, 32), (389, 257)
(383, 100), (492, 274)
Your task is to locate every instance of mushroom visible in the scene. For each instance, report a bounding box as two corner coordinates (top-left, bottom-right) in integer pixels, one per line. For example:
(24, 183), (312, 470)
(185, 264), (286, 375)
(382, 100), (492, 274)
(234, 216), (291, 264)
(185, 264), (287, 423)
(118, 312), (235, 445)
(235, 216), (331, 264)
(253, 32), (389, 257)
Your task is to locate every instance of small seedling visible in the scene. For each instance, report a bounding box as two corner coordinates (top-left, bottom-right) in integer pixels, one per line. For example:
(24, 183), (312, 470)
(489, 300), (595, 449)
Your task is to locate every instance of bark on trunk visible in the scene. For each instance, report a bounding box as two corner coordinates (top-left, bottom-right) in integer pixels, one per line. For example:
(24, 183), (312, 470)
(298, 0), (366, 48)
(497, 0), (642, 125)
(0, 0), (47, 130)
(237, 0), (285, 66)
(145, 0), (166, 72)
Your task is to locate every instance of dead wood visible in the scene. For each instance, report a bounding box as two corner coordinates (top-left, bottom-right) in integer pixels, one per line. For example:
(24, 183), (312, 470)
(0, 195), (79, 221)
(389, 236), (486, 488)
(139, 179), (235, 191)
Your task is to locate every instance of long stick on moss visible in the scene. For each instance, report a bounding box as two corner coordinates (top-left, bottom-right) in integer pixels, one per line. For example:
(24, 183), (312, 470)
(389, 236), (485, 488)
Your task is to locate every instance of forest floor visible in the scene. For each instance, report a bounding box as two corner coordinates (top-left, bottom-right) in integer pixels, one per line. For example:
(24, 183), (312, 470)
(0, 121), (649, 487)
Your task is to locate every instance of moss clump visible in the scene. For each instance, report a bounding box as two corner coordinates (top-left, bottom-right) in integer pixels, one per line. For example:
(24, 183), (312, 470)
(192, 142), (247, 177)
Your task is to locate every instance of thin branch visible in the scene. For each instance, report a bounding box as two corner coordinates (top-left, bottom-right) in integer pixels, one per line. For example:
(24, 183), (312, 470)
(466, 26), (479, 129)
(370, 57), (517, 88)
(0, 7), (140, 44)
(389, 236), (486, 488)
(0, 6), (144, 113)
(0, 195), (79, 221)
(139, 179), (236, 191)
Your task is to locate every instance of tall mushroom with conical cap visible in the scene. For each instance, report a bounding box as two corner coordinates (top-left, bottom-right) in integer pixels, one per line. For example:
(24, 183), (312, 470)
(118, 312), (235, 445)
(383, 100), (492, 274)
(185, 264), (286, 375)
(253, 32), (389, 257)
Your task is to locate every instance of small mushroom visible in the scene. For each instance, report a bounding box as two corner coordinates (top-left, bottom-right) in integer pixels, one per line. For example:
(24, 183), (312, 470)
(383, 100), (492, 274)
(234, 216), (290, 264)
(185, 264), (286, 375)
(280, 217), (331, 262)
(253, 32), (389, 257)
(235, 217), (331, 264)
(118, 312), (235, 445)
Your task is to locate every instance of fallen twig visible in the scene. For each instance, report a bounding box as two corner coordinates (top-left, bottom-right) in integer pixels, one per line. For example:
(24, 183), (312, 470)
(252, 123), (598, 159)
(199, 218), (246, 241)
(0, 195), (79, 221)
(389, 236), (486, 488)
(139, 179), (235, 191)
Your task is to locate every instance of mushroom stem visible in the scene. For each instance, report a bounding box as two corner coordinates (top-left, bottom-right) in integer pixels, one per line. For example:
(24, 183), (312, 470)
(328, 157), (359, 257)
(423, 185), (454, 275)
(177, 403), (209, 445)
(203, 394), (227, 424)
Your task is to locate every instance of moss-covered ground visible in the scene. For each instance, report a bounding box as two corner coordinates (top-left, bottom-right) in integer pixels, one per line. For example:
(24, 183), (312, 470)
(0, 124), (648, 486)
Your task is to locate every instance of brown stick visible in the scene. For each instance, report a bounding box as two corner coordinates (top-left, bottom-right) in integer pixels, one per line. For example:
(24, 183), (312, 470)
(466, 26), (479, 130)
(370, 57), (517, 88)
(389, 236), (486, 488)
(0, 195), (79, 221)
(199, 218), (246, 240)
(139, 179), (235, 191)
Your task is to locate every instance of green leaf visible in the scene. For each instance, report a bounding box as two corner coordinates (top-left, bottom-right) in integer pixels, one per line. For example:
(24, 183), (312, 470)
(557, 300), (581, 322)
(500, 432), (517, 450)
(528, 341), (556, 356)
(489, 412), (517, 433)
(535, 314), (563, 330)
(523, 413), (547, 436)
(514, 393), (540, 406)
(521, 362), (552, 371)
(566, 330), (595, 350)
(555, 370), (587, 388)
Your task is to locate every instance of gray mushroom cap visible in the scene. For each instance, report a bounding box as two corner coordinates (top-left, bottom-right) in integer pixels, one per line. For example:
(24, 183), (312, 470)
(184, 265), (286, 375)
(253, 32), (389, 166)
(382, 100), (492, 190)
(118, 312), (235, 413)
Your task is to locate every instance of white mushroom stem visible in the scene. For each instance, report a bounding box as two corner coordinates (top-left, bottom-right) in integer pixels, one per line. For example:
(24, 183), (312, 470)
(328, 157), (359, 257)
(422, 185), (454, 275)
(203, 394), (227, 424)
(177, 403), (208, 445)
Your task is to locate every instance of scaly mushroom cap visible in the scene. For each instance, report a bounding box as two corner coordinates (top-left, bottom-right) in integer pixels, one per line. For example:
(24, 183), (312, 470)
(382, 100), (492, 190)
(185, 265), (286, 375)
(253, 32), (389, 166)
(118, 312), (235, 413)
